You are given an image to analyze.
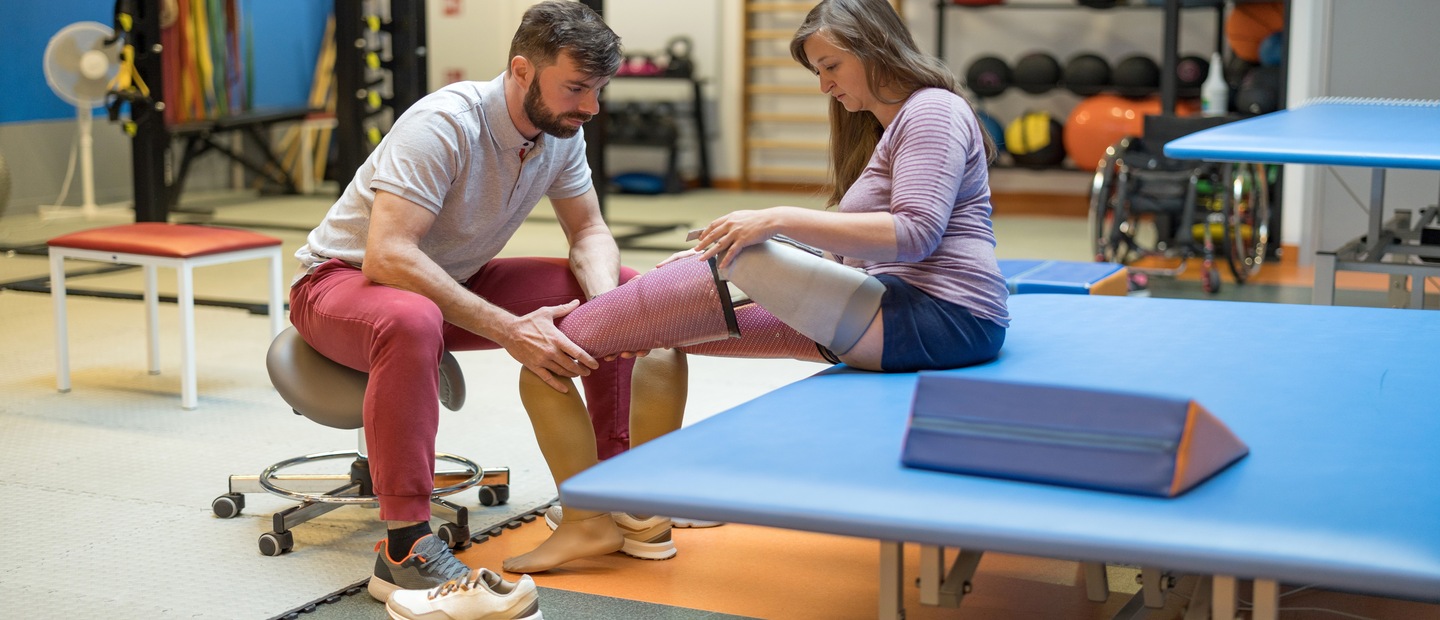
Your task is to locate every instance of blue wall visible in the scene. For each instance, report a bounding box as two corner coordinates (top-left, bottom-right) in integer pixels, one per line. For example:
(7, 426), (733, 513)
(1, 0), (329, 125)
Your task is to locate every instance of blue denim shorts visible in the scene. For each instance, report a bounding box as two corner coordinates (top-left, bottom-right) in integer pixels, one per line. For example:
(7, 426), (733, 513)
(873, 274), (1005, 372)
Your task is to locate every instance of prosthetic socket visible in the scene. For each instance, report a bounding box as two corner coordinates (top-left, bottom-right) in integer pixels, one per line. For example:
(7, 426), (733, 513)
(556, 240), (884, 361)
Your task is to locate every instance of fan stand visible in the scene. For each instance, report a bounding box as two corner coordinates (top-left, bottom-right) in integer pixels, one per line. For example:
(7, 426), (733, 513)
(39, 106), (132, 221)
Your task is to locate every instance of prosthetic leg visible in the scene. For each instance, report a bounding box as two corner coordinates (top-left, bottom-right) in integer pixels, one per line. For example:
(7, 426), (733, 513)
(556, 254), (738, 358)
(553, 240), (884, 363)
(503, 349), (688, 573)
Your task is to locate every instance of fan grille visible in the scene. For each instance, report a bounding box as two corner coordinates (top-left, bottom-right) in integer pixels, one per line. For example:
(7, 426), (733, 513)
(44, 21), (120, 108)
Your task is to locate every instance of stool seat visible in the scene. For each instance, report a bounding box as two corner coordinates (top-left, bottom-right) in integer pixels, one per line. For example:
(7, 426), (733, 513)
(49, 223), (286, 409)
(265, 326), (467, 429)
(48, 222), (281, 258)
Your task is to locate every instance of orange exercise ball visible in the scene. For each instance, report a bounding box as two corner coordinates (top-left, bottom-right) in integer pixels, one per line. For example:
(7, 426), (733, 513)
(1063, 95), (1199, 171)
(1226, 2), (1285, 63)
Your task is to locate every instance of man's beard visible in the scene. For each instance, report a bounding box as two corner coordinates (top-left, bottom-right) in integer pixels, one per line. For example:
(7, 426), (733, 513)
(524, 79), (592, 139)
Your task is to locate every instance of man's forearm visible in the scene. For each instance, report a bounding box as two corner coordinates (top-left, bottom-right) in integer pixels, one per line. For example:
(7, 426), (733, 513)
(567, 230), (623, 300)
(363, 244), (514, 341)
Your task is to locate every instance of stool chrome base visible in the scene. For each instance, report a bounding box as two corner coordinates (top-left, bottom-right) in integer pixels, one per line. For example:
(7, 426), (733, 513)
(214, 450), (511, 556)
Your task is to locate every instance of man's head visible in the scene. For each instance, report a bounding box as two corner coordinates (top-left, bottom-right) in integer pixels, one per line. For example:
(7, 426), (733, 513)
(509, 1), (622, 138)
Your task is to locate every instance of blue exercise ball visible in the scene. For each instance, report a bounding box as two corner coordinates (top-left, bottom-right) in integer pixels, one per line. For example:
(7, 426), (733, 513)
(977, 110), (1006, 155)
(1258, 32), (1284, 67)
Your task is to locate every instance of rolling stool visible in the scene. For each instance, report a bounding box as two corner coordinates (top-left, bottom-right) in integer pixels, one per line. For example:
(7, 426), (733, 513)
(212, 327), (511, 556)
(48, 223), (285, 409)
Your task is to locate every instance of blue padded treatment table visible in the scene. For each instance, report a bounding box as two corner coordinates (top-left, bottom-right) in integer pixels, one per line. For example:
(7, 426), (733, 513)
(1164, 101), (1440, 170)
(998, 259), (1127, 296)
(1165, 100), (1440, 308)
(565, 294), (1440, 618)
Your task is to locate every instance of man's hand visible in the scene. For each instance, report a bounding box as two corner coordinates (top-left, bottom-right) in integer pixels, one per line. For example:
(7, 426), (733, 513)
(497, 301), (597, 393)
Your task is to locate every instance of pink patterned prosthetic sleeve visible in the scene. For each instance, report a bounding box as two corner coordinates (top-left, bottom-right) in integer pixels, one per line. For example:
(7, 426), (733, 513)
(556, 254), (739, 358)
(681, 303), (830, 364)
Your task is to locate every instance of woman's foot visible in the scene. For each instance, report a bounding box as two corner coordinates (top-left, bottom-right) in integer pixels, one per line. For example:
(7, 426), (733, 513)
(502, 513), (624, 573)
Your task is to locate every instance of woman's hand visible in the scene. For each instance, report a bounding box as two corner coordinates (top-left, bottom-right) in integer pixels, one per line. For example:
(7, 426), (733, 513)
(654, 248), (701, 269)
(695, 209), (786, 271)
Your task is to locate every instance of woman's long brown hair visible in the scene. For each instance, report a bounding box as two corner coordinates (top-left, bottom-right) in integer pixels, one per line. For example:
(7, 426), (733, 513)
(790, 0), (995, 207)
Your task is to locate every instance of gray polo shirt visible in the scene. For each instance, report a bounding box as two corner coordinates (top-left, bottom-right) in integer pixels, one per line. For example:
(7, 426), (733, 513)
(294, 73), (593, 282)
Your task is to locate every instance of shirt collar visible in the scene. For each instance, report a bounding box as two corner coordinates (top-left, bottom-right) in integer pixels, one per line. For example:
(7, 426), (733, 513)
(482, 73), (539, 156)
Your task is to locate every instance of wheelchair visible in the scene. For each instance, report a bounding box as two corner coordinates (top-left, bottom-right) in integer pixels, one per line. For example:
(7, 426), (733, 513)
(1088, 135), (1270, 294)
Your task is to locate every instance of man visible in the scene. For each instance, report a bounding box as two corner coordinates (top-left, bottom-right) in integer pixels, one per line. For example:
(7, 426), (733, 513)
(288, 1), (662, 601)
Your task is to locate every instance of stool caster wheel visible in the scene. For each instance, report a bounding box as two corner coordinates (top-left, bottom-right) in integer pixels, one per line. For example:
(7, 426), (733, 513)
(212, 493), (245, 518)
(478, 484), (510, 507)
(438, 522), (472, 551)
(259, 530), (294, 556)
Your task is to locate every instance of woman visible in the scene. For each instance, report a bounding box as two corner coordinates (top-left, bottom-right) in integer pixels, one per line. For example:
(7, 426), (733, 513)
(560, 0), (1009, 372)
(505, 0), (1009, 574)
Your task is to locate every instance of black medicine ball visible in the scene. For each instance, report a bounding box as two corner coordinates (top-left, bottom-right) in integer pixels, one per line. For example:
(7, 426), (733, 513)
(1063, 53), (1111, 96)
(1224, 53), (1257, 90)
(1235, 66), (1282, 115)
(1175, 54), (1209, 97)
(1013, 52), (1062, 95)
(965, 56), (1013, 98)
(1113, 54), (1161, 97)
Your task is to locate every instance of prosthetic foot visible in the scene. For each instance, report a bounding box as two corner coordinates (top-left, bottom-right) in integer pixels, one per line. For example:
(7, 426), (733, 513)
(506, 351), (688, 573)
(502, 512), (623, 573)
(557, 254), (739, 358)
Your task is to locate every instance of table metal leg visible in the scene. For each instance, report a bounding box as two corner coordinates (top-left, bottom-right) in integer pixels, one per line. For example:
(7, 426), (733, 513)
(1313, 252), (1337, 305)
(1252, 579), (1280, 620)
(1212, 575), (1237, 620)
(879, 541), (905, 620)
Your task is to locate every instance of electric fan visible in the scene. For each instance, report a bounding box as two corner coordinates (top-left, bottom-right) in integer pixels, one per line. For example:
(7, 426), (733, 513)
(41, 21), (128, 219)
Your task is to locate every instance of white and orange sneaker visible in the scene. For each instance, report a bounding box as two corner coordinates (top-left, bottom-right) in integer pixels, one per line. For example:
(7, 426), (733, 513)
(386, 567), (542, 620)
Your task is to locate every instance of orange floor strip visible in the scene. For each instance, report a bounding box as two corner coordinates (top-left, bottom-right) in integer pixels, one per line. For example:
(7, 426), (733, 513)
(457, 519), (1440, 619)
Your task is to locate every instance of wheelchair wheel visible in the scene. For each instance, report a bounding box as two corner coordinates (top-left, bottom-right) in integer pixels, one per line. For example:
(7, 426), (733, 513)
(1223, 163), (1270, 283)
(1088, 149), (1130, 264)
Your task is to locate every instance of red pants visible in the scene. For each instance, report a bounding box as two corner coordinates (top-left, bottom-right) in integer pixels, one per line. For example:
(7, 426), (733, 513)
(289, 257), (637, 522)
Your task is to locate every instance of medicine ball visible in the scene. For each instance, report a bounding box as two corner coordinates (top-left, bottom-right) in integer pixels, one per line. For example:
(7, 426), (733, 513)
(1226, 1), (1285, 63)
(1175, 54), (1208, 97)
(663, 35), (695, 78)
(1013, 52), (1062, 95)
(1258, 32), (1284, 67)
(1005, 111), (1066, 168)
(965, 56), (1013, 98)
(1064, 95), (1200, 171)
(1113, 55), (1160, 97)
(1235, 66), (1282, 115)
(1063, 53), (1111, 96)
(976, 110), (1006, 156)
(1224, 53), (1256, 90)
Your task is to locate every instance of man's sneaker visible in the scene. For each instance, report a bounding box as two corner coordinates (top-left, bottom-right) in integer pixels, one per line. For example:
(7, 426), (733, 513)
(369, 534), (474, 602)
(386, 567), (542, 620)
(542, 506), (676, 560)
